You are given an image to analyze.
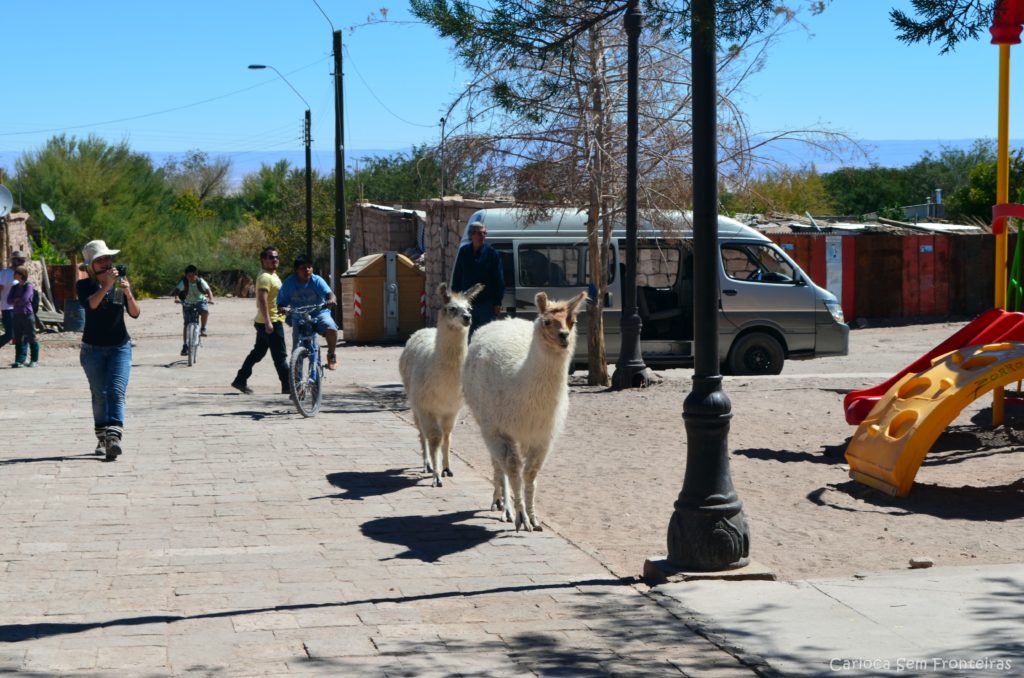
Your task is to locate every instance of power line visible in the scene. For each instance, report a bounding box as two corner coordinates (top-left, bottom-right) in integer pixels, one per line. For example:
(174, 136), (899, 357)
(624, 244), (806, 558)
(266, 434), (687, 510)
(0, 57), (330, 138)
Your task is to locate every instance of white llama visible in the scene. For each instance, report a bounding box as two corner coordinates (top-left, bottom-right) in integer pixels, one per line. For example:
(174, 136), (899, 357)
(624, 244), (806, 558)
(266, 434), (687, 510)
(399, 282), (484, 487)
(462, 290), (587, 531)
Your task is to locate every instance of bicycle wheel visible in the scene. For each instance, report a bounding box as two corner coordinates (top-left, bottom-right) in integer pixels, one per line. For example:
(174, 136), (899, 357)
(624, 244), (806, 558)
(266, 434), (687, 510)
(187, 322), (200, 366)
(290, 346), (322, 417)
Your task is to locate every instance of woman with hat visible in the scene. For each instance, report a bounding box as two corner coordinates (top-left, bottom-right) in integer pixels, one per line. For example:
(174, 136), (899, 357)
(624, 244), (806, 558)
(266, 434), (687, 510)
(76, 240), (140, 461)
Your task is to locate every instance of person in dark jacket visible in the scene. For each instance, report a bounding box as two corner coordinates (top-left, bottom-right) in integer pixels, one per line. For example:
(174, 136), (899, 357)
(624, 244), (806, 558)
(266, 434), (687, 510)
(76, 240), (141, 461)
(451, 222), (504, 334)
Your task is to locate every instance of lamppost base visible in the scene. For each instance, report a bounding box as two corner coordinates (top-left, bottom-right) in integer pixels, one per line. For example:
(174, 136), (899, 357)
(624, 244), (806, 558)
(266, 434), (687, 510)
(611, 363), (657, 389)
(666, 501), (750, 571)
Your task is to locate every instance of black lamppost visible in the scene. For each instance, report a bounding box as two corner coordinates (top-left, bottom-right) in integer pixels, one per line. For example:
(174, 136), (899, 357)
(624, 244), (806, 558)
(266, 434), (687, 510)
(248, 64), (314, 261)
(611, 0), (653, 390)
(666, 0), (750, 570)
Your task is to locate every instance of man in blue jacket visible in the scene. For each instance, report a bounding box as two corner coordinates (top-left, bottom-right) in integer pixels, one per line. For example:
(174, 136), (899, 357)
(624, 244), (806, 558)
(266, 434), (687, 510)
(451, 222), (504, 334)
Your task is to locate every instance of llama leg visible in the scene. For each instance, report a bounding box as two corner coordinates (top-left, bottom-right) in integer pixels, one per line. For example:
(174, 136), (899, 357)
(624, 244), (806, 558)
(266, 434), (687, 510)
(413, 412), (431, 474)
(488, 455), (505, 513)
(523, 445), (550, 532)
(424, 416), (444, 487)
(484, 433), (514, 522)
(440, 414), (456, 478)
(497, 437), (531, 532)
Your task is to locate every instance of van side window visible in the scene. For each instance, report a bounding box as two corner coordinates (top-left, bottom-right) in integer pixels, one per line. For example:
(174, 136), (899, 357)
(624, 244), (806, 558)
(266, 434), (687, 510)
(637, 246), (680, 288)
(493, 244), (514, 289)
(721, 244), (796, 284)
(518, 245), (586, 286)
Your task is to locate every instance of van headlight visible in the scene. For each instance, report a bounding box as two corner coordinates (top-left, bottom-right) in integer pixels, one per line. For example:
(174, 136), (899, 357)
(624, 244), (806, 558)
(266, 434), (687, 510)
(824, 301), (845, 324)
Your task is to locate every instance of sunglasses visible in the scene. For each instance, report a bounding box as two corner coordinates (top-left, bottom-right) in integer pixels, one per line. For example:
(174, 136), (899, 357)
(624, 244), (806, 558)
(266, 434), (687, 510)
(264, 255), (280, 260)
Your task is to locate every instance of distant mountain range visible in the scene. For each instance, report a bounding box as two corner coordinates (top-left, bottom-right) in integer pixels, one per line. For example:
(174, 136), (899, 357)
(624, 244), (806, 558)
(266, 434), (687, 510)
(1, 139), (1017, 191)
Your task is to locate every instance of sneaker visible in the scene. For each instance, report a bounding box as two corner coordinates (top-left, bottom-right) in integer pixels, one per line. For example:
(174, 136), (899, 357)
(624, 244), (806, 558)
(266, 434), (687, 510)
(327, 353), (338, 370)
(181, 344), (188, 356)
(27, 362), (37, 368)
(94, 440), (105, 456)
(104, 437), (122, 462)
(10, 362), (22, 368)
(200, 327), (208, 337)
(231, 381), (253, 395)
(281, 385), (291, 395)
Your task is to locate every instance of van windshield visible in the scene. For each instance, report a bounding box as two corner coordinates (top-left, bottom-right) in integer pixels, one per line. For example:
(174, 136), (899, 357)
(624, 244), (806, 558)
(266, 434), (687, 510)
(721, 244), (797, 284)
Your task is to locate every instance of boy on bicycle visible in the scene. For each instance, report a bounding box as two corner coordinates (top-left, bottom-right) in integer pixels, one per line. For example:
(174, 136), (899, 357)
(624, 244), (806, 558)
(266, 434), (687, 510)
(276, 255), (339, 370)
(173, 264), (214, 356)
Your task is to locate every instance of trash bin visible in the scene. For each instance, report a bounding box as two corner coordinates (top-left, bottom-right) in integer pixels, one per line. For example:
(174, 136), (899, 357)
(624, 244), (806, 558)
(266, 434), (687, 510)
(340, 252), (425, 343)
(63, 299), (85, 332)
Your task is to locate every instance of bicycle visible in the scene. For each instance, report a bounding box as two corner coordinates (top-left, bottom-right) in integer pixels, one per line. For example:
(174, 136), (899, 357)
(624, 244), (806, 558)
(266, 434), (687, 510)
(287, 303), (329, 417)
(182, 301), (203, 367)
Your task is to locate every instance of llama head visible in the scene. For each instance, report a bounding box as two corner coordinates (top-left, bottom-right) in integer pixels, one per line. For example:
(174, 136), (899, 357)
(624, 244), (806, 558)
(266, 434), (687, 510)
(437, 282), (484, 329)
(534, 291), (588, 350)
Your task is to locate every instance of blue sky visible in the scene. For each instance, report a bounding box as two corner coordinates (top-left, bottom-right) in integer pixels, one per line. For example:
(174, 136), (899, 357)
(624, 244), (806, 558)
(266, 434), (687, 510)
(0, 0), (1014, 176)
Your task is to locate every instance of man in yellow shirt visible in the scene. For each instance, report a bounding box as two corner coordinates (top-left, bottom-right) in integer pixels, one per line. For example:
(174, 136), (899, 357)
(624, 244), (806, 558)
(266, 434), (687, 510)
(231, 247), (290, 394)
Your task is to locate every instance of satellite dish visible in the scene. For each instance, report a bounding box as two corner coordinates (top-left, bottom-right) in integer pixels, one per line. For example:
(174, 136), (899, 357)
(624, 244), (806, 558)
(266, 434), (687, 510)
(0, 185), (12, 218)
(40, 203), (55, 221)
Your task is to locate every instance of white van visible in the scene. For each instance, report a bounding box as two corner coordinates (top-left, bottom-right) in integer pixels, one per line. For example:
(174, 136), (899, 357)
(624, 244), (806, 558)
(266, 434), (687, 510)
(456, 207), (849, 374)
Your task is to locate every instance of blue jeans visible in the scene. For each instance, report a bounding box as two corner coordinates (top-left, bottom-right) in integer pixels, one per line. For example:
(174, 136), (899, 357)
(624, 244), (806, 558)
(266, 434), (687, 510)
(80, 340), (132, 428)
(0, 308), (12, 348)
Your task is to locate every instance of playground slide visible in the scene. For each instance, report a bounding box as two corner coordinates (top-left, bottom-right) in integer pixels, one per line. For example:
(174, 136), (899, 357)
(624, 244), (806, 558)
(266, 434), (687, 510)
(845, 341), (1024, 496)
(843, 308), (1024, 425)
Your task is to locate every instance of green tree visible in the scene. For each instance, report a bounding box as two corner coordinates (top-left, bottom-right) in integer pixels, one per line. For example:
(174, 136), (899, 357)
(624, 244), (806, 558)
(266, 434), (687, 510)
(412, 0), (832, 385)
(891, 1), (996, 53)
(14, 135), (174, 291)
(821, 166), (909, 216)
(347, 145), (490, 204)
(722, 166), (833, 215)
(945, 148), (1024, 221)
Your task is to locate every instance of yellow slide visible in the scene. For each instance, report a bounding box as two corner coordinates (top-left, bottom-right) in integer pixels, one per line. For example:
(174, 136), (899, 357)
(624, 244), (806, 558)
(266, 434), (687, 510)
(845, 341), (1024, 496)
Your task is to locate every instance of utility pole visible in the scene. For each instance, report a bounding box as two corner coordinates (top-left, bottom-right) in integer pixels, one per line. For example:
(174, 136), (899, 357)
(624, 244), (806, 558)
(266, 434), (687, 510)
(333, 29), (348, 316)
(304, 109), (313, 261)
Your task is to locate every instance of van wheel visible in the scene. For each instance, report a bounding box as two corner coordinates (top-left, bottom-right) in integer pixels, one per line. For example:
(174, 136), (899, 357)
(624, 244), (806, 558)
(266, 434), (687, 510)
(728, 332), (784, 375)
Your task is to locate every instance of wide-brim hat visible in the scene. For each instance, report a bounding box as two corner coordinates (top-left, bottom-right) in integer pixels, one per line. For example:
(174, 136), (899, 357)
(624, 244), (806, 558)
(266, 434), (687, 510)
(79, 239), (120, 271)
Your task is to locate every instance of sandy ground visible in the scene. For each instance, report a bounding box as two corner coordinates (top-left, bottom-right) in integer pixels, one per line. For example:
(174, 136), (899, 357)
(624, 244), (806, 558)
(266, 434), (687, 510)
(29, 298), (1023, 583)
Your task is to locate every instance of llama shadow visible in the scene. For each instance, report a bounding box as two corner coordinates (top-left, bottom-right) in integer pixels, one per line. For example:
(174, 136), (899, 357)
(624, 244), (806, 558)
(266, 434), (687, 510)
(807, 478), (1024, 520)
(361, 511), (495, 562)
(312, 469), (421, 501)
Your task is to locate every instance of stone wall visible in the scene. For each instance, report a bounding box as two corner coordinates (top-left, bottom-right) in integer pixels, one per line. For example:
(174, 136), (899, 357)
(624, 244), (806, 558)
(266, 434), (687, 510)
(348, 202), (422, 262)
(421, 196), (513, 324)
(637, 246), (682, 287)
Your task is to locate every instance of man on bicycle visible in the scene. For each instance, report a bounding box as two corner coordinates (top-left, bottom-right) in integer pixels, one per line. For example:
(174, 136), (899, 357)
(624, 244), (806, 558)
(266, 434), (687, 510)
(276, 255), (339, 370)
(173, 264), (214, 356)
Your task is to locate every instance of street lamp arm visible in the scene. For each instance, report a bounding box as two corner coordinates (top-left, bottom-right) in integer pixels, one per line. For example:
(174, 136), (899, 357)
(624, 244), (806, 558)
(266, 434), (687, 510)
(248, 64), (311, 110)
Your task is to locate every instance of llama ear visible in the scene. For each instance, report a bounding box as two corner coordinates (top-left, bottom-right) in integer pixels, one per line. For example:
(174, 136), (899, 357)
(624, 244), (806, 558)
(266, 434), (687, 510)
(535, 291), (548, 313)
(465, 283), (485, 302)
(567, 290), (588, 316)
(437, 282), (451, 303)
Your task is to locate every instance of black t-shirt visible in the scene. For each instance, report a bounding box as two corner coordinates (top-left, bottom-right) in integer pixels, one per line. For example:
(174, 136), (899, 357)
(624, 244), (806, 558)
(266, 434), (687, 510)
(76, 278), (130, 346)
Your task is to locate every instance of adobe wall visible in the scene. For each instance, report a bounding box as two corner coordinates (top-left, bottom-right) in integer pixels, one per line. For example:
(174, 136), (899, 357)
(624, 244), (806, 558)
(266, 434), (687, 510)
(421, 196), (513, 324)
(348, 202), (420, 262)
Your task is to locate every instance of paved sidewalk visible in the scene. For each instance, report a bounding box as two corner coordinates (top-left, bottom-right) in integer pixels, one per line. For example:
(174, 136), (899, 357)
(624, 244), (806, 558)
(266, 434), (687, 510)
(0, 299), (760, 676)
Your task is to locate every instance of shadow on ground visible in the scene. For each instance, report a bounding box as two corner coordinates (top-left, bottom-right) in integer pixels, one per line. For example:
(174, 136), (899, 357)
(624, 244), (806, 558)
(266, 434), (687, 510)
(0, 454), (99, 466)
(807, 478), (1024, 520)
(361, 510), (496, 562)
(312, 469), (421, 501)
(318, 384), (408, 415)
